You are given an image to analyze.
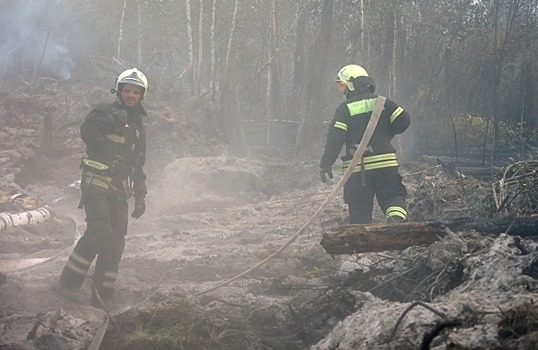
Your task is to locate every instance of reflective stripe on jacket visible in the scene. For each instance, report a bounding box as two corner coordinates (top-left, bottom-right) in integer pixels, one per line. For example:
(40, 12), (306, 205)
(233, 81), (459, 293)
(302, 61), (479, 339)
(342, 152), (399, 172)
(80, 99), (147, 197)
(320, 91), (410, 171)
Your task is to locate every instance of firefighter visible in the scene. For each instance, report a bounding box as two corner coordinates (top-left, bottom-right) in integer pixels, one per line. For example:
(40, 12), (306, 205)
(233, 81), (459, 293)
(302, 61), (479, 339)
(55, 68), (149, 308)
(319, 64), (410, 224)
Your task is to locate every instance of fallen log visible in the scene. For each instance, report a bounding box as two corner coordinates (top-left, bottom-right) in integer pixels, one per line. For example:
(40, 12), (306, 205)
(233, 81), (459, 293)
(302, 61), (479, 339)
(434, 157), (502, 179)
(457, 166), (503, 178)
(320, 215), (538, 255)
(0, 205), (54, 231)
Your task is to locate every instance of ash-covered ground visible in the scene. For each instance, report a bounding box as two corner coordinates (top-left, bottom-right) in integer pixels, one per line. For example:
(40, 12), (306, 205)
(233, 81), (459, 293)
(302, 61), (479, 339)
(1, 87), (538, 350)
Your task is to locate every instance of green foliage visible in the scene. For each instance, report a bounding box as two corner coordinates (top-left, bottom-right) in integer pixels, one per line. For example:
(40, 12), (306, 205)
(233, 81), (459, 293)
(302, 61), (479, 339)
(451, 114), (538, 156)
(453, 113), (489, 148)
(498, 121), (538, 154)
(413, 111), (538, 160)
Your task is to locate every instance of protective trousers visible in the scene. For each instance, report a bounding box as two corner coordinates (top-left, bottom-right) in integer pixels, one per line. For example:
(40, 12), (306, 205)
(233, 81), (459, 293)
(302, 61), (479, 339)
(343, 167), (407, 224)
(59, 187), (128, 301)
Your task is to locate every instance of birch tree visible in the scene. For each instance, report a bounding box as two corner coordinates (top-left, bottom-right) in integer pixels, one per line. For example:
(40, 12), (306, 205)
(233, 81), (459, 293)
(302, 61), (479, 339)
(224, 0), (239, 79)
(136, 0), (142, 68)
(195, 0), (204, 95)
(265, 0), (280, 145)
(185, 0), (194, 91)
(116, 0), (127, 63)
(209, 0), (217, 101)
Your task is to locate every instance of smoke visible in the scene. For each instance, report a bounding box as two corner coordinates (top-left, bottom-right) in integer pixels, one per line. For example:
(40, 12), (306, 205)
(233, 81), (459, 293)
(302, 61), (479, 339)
(0, 1), (75, 81)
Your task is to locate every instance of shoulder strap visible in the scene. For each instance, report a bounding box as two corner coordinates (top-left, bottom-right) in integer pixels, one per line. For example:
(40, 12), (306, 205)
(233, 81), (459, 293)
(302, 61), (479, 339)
(346, 95), (386, 174)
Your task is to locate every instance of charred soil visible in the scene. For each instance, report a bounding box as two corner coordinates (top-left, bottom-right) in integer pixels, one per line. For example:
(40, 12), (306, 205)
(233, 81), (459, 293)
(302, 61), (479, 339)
(1, 86), (538, 350)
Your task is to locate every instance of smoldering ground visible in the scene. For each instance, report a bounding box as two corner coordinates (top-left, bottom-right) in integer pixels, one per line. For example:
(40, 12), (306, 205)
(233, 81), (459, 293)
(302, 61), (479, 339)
(1, 88), (538, 349)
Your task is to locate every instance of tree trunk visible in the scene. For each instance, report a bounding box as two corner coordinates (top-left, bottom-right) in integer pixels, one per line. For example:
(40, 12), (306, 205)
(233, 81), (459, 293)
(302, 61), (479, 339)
(224, 0), (239, 78)
(491, 0), (520, 164)
(266, 0), (281, 146)
(360, 0), (365, 52)
(185, 0), (194, 91)
(521, 58), (535, 131)
(390, 7), (397, 97)
(286, 2), (308, 141)
(291, 4), (306, 98)
(210, 0), (217, 102)
(136, 0), (143, 68)
(196, 0), (204, 95)
(218, 80), (246, 151)
(116, 0), (127, 63)
(321, 215), (538, 255)
(295, 0), (333, 158)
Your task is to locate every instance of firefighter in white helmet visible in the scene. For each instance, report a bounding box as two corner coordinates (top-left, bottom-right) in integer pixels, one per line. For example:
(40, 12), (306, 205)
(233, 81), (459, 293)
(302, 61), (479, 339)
(320, 64), (411, 224)
(56, 68), (149, 308)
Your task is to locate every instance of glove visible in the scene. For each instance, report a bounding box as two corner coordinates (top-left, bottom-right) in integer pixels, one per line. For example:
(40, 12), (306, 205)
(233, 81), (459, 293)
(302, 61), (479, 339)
(320, 167), (333, 183)
(111, 108), (128, 127)
(131, 196), (146, 219)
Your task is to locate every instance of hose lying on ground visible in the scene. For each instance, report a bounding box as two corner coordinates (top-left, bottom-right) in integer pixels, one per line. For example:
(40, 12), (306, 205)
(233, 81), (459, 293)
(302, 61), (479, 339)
(194, 96), (387, 297)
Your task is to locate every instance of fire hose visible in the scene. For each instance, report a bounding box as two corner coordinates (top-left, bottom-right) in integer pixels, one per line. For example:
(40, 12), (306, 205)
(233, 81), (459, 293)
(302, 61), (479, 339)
(194, 96), (387, 296)
(0, 203), (79, 273)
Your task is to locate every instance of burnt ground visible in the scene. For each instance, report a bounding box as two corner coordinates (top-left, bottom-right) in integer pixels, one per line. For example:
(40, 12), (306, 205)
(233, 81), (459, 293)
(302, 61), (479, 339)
(0, 87), (357, 349)
(0, 146), (356, 349)
(2, 87), (538, 350)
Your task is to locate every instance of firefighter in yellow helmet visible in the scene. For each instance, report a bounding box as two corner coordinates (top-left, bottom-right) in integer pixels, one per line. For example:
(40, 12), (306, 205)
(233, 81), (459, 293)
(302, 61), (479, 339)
(55, 68), (149, 308)
(320, 64), (411, 224)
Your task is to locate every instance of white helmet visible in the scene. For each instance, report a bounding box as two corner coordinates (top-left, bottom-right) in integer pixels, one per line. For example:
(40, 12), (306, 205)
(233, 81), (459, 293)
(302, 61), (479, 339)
(335, 64), (375, 93)
(114, 68), (149, 98)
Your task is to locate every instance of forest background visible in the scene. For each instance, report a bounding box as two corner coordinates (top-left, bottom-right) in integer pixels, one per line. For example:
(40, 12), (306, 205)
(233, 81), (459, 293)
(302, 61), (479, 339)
(1, 0), (537, 163)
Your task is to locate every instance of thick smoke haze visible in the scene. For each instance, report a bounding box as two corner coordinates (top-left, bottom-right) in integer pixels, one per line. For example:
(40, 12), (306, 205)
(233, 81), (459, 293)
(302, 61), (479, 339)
(0, 1), (75, 80)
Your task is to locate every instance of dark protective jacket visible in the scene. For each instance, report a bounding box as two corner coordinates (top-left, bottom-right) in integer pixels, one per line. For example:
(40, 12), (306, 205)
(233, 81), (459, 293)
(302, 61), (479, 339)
(80, 99), (147, 198)
(320, 91), (410, 172)
(59, 99), (148, 302)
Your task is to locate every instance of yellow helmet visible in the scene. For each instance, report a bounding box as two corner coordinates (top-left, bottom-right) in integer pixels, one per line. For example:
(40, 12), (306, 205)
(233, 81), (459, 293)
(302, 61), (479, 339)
(335, 64), (375, 93)
(114, 68), (149, 98)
